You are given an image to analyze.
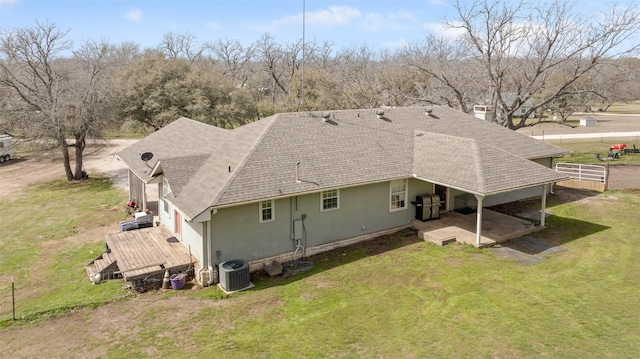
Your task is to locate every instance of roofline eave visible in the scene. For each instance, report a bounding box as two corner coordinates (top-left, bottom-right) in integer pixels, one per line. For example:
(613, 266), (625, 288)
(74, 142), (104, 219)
(115, 154), (154, 184)
(411, 173), (570, 198)
(191, 175), (413, 218)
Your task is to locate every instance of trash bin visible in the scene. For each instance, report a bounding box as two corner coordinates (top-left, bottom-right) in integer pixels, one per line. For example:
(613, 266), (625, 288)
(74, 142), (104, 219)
(169, 273), (186, 290)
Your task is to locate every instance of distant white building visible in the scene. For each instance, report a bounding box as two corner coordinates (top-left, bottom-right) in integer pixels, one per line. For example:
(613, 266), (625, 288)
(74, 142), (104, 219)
(473, 104), (495, 123)
(470, 93), (535, 122)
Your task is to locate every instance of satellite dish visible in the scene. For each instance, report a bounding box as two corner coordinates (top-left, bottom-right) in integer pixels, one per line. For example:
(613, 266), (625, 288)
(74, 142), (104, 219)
(140, 152), (153, 161)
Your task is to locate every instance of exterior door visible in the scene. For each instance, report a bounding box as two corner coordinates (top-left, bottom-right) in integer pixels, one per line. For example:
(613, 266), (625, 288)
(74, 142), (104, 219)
(434, 184), (447, 211)
(174, 210), (182, 239)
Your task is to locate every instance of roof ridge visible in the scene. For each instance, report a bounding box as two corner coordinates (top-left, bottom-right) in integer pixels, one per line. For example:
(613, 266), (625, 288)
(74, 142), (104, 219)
(471, 140), (486, 193)
(203, 114), (280, 211)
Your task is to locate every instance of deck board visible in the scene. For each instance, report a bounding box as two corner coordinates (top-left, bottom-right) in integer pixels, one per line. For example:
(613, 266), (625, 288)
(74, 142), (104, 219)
(105, 226), (194, 281)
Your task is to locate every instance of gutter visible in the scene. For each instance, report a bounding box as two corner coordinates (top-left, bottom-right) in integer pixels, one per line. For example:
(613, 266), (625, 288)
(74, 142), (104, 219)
(411, 173), (569, 197)
(192, 175), (413, 218)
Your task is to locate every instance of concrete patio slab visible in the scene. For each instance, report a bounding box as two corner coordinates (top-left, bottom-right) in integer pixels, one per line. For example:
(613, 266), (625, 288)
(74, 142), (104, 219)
(516, 209), (553, 221)
(491, 247), (546, 265)
(414, 209), (542, 248)
(512, 236), (568, 255)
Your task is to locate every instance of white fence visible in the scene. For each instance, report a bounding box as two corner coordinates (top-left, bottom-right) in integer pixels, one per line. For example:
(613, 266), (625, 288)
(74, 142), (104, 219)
(555, 163), (607, 183)
(555, 163), (608, 191)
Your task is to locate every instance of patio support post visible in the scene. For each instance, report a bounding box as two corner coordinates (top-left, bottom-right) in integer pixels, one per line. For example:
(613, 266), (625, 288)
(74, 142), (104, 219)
(474, 195), (484, 246)
(540, 184), (547, 227)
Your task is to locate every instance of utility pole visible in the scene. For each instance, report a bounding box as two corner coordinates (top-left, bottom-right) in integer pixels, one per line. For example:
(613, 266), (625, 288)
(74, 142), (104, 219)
(299, 0), (306, 111)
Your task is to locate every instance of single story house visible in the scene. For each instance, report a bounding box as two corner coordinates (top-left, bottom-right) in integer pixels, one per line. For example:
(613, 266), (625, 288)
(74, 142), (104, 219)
(116, 106), (567, 286)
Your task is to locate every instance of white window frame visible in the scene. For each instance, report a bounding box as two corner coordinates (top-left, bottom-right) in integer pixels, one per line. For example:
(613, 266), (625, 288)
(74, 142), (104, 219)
(321, 189), (340, 212)
(259, 200), (275, 223)
(389, 179), (408, 212)
(162, 178), (172, 215)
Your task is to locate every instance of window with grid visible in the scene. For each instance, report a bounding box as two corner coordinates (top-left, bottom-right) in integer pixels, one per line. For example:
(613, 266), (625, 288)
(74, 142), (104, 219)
(260, 200), (274, 223)
(321, 189), (339, 211)
(390, 179), (407, 211)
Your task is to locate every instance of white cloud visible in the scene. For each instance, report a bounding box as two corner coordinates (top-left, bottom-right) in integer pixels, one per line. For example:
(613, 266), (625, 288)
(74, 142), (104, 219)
(429, 0), (447, 5)
(389, 11), (415, 21)
(307, 6), (361, 26)
(268, 5), (362, 30)
(360, 12), (384, 32)
(124, 8), (142, 22)
(207, 22), (221, 30)
(0, 0), (21, 5)
(423, 22), (466, 39)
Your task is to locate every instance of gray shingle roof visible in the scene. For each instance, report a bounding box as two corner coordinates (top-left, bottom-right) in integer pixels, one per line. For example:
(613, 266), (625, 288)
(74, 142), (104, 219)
(413, 131), (565, 194)
(117, 107), (568, 220)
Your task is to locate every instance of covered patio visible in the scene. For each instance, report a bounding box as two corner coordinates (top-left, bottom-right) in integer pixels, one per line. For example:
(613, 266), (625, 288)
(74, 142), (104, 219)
(413, 208), (543, 248)
(412, 132), (568, 247)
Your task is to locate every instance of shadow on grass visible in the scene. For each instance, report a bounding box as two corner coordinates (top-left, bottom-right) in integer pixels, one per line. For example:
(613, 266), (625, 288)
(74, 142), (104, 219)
(550, 187), (604, 205)
(540, 215), (610, 246)
(251, 227), (422, 289)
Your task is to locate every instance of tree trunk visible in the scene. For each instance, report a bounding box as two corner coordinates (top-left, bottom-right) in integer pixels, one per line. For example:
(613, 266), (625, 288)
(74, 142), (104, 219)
(73, 133), (86, 180)
(59, 139), (74, 181)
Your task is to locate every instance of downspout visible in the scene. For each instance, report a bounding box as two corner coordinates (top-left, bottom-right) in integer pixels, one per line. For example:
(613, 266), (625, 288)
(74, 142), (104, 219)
(207, 210), (216, 286)
(197, 219), (208, 285)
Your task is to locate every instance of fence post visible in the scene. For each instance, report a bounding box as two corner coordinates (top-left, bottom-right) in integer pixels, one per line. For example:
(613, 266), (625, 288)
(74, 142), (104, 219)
(604, 162), (610, 191)
(12, 276), (15, 321)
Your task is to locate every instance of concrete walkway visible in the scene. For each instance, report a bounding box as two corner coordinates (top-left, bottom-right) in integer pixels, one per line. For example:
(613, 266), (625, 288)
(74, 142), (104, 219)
(491, 236), (568, 265)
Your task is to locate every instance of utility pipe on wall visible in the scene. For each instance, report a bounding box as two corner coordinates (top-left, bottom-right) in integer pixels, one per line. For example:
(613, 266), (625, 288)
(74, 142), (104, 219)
(197, 220), (208, 285)
(207, 213), (215, 286)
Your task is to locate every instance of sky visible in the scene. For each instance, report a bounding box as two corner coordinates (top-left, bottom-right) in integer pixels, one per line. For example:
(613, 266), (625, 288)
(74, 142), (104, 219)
(0, 0), (632, 52)
(0, 0), (456, 51)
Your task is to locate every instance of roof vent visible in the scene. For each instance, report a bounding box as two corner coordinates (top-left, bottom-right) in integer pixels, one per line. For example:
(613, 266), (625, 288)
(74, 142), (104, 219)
(425, 107), (433, 115)
(376, 109), (384, 119)
(321, 112), (331, 122)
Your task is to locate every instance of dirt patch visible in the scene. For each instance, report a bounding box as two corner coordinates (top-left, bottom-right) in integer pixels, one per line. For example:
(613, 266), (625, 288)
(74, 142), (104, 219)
(0, 140), (135, 201)
(0, 295), (233, 358)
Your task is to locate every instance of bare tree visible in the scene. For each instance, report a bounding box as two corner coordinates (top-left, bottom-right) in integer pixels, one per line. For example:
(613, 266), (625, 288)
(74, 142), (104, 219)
(0, 21), (118, 181)
(255, 33), (304, 107)
(328, 45), (384, 109)
(403, 0), (640, 128)
(159, 32), (210, 63)
(402, 35), (482, 111)
(212, 38), (256, 88)
(588, 58), (640, 111)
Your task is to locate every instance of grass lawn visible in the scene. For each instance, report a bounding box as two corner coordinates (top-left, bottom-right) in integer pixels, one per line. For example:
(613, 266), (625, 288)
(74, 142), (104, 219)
(101, 189), (640, 358)
(550, 138), (640, 165)
(2, 175), (640, 357)
(0, 177), (129, 324)
(603, 101), (640, 114)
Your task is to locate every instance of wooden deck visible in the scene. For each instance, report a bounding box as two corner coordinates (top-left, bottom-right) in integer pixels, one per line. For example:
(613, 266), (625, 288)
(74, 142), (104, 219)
(413, 209), (542, 248)
(96, 225), (195, 290)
